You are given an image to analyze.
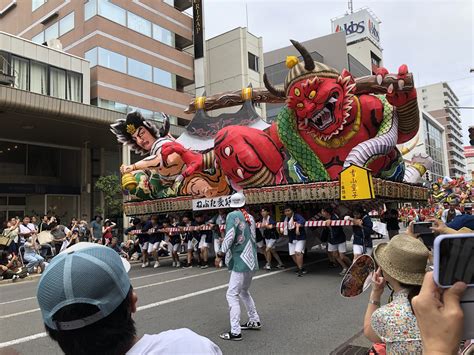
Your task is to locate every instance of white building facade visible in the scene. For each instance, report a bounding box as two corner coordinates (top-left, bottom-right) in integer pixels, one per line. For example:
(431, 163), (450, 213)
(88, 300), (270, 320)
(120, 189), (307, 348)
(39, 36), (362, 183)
(418, 82), (467, 177)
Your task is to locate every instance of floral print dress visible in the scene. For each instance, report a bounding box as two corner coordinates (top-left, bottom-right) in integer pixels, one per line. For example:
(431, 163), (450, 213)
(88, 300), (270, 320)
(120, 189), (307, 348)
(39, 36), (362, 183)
(371, 289), (423, 354)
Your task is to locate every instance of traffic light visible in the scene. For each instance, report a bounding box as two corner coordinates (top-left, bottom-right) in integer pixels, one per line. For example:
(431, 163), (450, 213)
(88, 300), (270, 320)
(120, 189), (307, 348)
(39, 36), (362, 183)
(470, 126), (474, 146)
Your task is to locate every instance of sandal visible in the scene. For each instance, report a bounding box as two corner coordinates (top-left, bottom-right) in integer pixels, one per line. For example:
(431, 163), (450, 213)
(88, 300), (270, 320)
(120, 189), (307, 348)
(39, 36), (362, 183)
(219, 332), (242, 341)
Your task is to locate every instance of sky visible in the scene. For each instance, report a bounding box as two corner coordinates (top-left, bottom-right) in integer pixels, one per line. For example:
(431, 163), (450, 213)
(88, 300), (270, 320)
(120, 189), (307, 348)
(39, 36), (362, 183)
(200, 0), (474, 145)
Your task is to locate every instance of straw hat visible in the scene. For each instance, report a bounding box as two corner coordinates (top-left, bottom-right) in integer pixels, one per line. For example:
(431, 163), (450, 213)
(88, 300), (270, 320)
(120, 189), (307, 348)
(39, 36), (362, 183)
(373, 234), (429, 285)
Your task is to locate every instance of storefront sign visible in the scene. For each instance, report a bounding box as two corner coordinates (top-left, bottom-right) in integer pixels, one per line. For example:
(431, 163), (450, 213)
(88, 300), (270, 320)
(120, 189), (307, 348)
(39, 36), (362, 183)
(192, 195), (231, 211)
(192, 0), (204, 59)
(339, 164), (375, 201)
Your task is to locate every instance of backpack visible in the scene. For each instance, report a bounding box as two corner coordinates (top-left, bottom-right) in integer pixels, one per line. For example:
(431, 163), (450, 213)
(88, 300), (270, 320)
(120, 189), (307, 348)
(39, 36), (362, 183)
(0, 229), (14, 247)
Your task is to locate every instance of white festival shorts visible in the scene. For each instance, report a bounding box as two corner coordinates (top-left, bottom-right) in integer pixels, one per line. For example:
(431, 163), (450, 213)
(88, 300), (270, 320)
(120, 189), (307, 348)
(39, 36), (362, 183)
(328, 242), (347, 253)
(288, 240), (306, 255)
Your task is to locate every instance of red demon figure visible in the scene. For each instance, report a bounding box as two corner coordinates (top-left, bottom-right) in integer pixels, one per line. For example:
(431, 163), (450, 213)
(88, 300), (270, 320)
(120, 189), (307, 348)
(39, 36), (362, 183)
(162, 40), (419, 190)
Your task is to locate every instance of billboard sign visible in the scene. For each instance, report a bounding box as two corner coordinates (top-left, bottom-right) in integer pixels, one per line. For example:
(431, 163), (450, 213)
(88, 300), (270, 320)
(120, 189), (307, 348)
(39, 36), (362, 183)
(331, 9), (381, 48)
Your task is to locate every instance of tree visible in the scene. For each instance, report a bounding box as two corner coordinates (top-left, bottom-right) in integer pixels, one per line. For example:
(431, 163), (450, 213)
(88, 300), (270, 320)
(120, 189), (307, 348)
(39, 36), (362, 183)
(95, 174), (123, 218)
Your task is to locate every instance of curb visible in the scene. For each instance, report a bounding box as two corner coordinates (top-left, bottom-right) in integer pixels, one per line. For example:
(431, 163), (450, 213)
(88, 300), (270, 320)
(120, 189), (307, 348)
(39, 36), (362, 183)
(0, 272), (41, 285)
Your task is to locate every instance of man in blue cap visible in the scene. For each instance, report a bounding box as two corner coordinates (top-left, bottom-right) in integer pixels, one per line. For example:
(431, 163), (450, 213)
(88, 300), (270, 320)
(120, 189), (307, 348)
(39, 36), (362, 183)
(37, 243), (221, 354)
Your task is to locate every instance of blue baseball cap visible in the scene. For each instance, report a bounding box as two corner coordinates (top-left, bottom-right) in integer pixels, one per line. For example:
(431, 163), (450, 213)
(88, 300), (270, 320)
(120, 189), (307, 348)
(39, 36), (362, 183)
(37, 243), (131, 331)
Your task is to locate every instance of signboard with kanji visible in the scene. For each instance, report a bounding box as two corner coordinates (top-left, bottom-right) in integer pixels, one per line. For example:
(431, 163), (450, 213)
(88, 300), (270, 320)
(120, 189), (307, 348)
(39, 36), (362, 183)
(192, 195), (232, 211)
(339, 164), (375, 201)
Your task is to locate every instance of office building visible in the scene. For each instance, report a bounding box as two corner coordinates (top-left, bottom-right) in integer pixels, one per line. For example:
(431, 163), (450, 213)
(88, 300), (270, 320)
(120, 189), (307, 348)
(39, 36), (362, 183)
(0, 0), (194, 127)
(185, 27), (265, 117)
(400, 111), (449, 182)
(0, 0), (194, 220)
(0, 31), (124, 222)
(418, 82), (467, 177)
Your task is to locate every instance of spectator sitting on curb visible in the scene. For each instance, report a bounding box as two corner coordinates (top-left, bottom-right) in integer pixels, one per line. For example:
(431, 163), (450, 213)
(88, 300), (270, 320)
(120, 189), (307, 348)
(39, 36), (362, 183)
(0, 250), (28, 280)
(37, 243), (222, 355)
(109, 237), (129, 259)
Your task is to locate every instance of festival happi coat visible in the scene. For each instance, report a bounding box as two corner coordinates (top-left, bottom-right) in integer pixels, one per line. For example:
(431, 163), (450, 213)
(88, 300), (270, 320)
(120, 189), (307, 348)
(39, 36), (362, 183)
(111, 40), (431, 214)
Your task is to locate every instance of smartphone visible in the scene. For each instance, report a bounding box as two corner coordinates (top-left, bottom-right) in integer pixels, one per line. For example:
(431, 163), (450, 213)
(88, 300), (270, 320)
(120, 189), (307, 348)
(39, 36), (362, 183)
(433, 233), (474, 340)
(413, 222), (433, 234)
(419, 233), (435, 248)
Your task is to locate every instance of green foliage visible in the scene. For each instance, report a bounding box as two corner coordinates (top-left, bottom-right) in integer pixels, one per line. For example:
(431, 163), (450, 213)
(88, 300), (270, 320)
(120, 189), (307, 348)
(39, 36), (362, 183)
(95, 174), (123, 217)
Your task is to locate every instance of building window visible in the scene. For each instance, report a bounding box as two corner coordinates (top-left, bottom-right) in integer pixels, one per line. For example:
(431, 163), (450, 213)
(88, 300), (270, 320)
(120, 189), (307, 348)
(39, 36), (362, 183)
(153, 24), (174, 46)
(32, 32), (45, 44)
(84, 47), (98, 67)
(59, 12), (75, 36)
(11, 56), (29, 90)
(32, 0), (47, 11)
(153, 67), (173, 88)
(31, 12), (75, 44)
(44, 21), (59, 42)
(50, 67), (66, 99)
(98, 0), (126, 26)
(30, 62), (48, 95)
(84, 0), (177, 47)
(128, 58), (152, 81)
(67, 71), (82, 102)
(86, 46), (177, 89)
(248, 52), (259, 72)
(127, 11), (151, 37)
(98, 47), (126, 73)
(84, 0), (97, 21)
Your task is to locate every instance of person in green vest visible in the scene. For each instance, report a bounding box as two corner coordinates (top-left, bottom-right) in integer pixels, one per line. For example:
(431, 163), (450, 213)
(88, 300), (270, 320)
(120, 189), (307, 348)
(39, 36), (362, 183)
(215, 192), (261, 341)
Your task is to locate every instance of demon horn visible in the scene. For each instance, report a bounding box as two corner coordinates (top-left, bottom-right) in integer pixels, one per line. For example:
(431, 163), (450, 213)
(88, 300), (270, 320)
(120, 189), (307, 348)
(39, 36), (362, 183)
(159, 113), (170, 137)
(290, 39), (315, 71)
(264, 73), (286, 98)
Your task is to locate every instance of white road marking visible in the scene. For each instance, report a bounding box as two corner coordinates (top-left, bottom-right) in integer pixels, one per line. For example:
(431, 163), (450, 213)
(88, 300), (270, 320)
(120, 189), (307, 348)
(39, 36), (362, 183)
(0, 308), (40, 319)
(0, 259), (326, 349)
(134, 269), (224, 290)
(0, 270), (224, 319)
(0, 296), (36, 305)
(129, 267), (185, 281)
(0, 332), (48, 349)
(136, 266), (291, 312)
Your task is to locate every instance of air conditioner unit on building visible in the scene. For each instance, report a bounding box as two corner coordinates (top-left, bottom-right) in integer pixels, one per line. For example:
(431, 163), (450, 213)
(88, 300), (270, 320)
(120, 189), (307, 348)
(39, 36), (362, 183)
(46, 38), (63, 51)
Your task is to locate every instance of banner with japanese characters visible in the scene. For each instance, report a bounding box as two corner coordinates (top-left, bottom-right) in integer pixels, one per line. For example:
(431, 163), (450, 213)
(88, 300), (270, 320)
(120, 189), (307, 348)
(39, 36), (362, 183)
(192, 195), (232, 211)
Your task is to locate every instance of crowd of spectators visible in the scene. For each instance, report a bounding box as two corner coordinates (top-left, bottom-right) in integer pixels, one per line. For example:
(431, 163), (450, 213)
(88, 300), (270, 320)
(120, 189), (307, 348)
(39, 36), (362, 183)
(0, 214), (117, 280)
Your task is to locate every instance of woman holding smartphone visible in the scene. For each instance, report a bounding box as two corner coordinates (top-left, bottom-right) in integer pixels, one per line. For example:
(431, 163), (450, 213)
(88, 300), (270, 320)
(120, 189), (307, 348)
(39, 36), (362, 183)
(363, 234), (429, 354)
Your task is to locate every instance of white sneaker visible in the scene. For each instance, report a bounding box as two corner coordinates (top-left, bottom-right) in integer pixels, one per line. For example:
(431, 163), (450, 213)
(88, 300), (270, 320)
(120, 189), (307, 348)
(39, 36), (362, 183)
(172, 261), (176, 267)
(219, 260), (223, 268)
(339, 268), (348, 276)
(154, 261), (160, 268)
(141, 261), (149, 268)
(176, 262), (181, 268)
(264, 264), (271, 270)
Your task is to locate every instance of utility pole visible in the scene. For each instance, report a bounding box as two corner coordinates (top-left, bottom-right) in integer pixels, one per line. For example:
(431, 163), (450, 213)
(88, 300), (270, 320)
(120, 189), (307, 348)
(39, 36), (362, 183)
(348, 0), (354, 14)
